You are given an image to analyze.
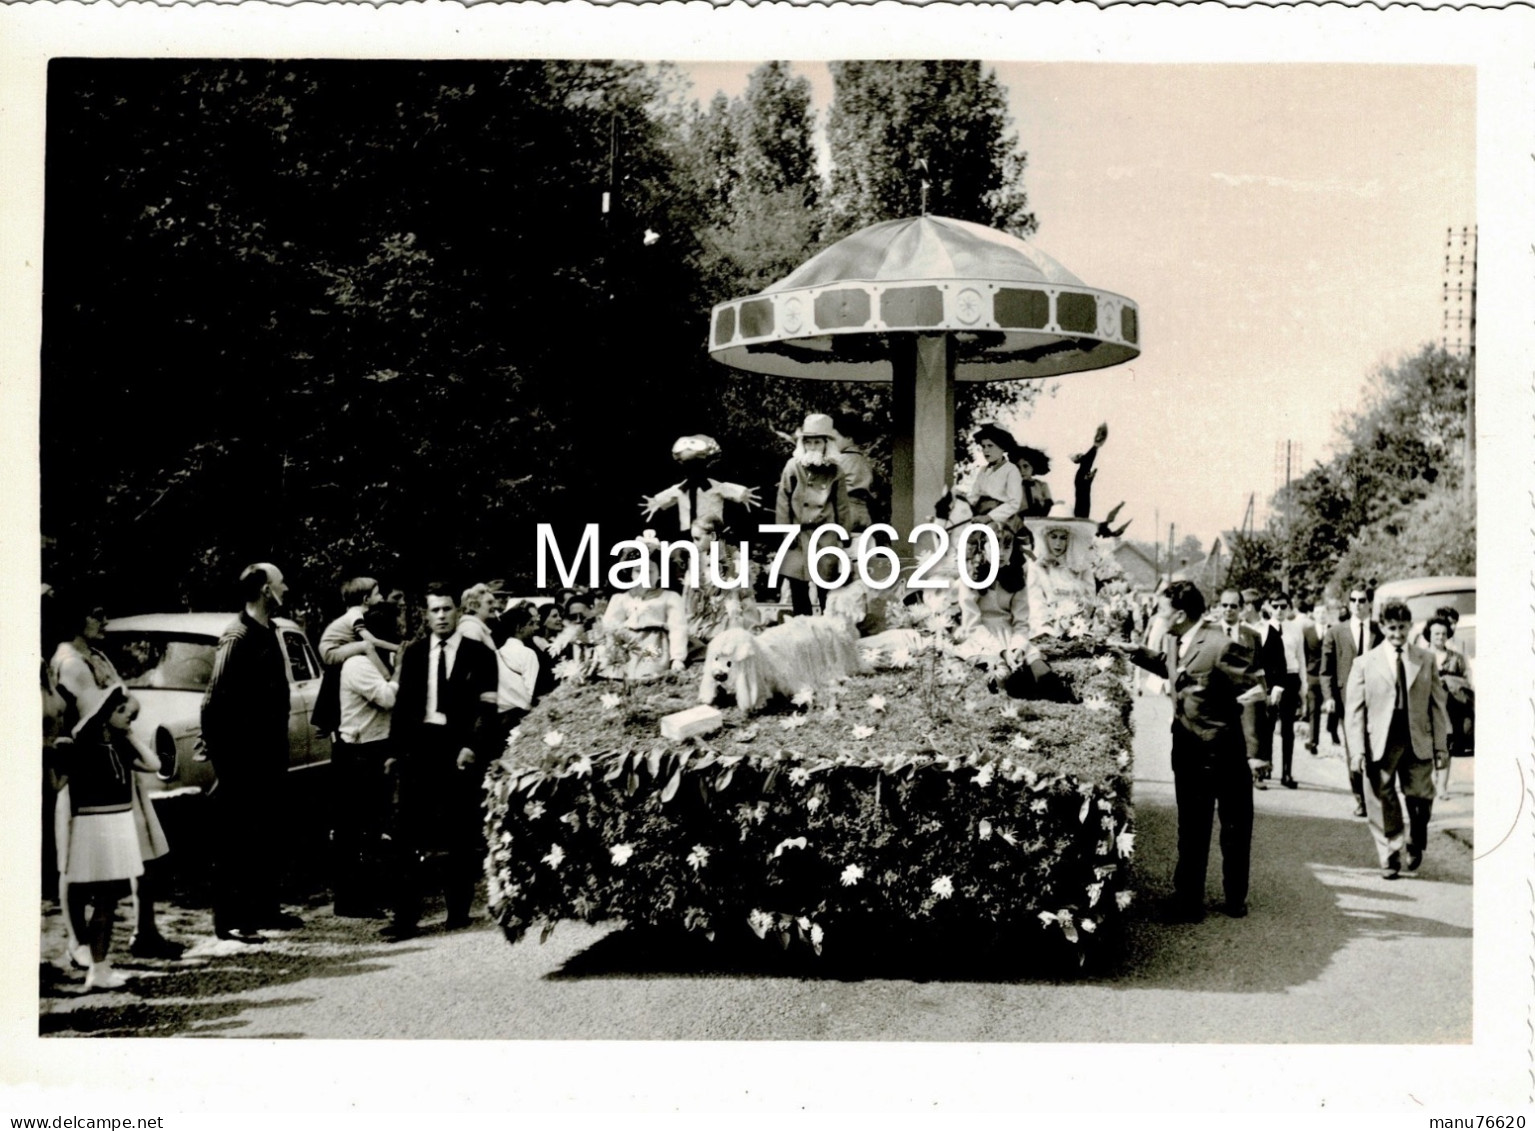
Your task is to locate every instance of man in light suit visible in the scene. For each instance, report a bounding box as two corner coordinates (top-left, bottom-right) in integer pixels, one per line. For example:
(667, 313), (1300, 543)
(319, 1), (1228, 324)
(383, 582), (498, 940)
(1345, 598), (1449, 879)
(1114, 581), (1261, 921)
(1322, 585), (1381, 818)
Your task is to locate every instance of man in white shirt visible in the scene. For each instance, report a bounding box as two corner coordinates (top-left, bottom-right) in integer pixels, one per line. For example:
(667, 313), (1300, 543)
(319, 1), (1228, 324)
(493, 604), (542, 744)
(1267, 593), (1303, 790)
(333, 604), (399, 918)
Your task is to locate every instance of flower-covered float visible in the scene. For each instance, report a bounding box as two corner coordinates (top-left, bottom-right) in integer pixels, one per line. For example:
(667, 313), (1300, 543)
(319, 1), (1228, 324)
(485, 531), (1142, 970)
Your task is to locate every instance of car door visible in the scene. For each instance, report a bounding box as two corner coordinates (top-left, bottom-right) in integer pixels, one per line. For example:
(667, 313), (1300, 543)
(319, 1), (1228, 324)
(279, 628), (324, 766)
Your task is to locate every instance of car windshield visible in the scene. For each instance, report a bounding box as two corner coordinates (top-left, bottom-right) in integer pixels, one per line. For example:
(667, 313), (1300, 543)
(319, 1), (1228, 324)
(1400, 590), (1475, 622)
(105, 632), (217, 692)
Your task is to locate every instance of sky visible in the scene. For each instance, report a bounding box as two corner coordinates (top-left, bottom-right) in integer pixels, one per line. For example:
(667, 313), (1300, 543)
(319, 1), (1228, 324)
(682, 62), (1476, 552)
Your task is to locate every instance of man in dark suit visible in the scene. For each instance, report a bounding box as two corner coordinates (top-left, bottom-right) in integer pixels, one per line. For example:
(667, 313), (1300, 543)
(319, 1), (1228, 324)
(383, 582), (498, 940)
(201, 562), (305, 943)
(1345, 598), (1449, 878)
(1293, 597), (1324, 755)
(1322, 585), (1381, 818)
(1215, 589), (1272, 787)
(1114, 580), (1261, 921)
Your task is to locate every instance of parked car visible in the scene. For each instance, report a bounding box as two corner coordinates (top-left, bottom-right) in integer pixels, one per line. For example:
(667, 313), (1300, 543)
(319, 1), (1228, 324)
(101, 613), (331, 798)
(1372, 575), (1475, 672)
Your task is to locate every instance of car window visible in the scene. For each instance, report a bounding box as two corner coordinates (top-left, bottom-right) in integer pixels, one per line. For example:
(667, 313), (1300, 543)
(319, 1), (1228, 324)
(105, 633), (217, 692)
(281, 631), (318, 683)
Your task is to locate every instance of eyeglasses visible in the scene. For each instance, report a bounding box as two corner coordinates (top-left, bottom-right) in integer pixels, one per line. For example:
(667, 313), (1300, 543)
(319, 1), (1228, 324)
(1349, 596), (1369, 603)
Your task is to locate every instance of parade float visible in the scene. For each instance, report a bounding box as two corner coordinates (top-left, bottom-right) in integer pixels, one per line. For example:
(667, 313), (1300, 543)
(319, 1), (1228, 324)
(486, 216), (1144, 968)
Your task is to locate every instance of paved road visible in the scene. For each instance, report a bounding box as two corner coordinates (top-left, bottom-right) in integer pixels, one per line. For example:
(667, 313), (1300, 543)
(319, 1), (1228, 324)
(39, 691), (1472, 1041)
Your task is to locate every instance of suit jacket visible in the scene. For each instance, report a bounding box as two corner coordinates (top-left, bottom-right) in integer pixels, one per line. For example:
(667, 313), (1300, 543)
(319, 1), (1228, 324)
(1251, 619), (1288, 685)
(1129, 624), (1259, 750)
(1212, 621), (1269, 692)
(1321, 618), (1381, 708)
(390, 632), (499, 760)
(1299, 619), (1322, 680)
(1344, 640), (1449, 765)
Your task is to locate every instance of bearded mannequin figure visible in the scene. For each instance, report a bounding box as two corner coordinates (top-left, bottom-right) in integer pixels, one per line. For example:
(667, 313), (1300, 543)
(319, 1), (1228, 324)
(775, 413), (853, 617)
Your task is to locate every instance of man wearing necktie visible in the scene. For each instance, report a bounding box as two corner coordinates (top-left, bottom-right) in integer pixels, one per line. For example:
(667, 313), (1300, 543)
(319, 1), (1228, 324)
(1216, 589), (1273, 787)
(1322, 586), (1383, 817)
(1344, 598), (1449, 879)
(1112, 581), (1261, 921)
(383, 583), (498, 940)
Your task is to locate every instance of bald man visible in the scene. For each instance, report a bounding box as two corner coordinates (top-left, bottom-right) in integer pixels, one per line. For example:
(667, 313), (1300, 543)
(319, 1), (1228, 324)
(201, 562), (305, 942)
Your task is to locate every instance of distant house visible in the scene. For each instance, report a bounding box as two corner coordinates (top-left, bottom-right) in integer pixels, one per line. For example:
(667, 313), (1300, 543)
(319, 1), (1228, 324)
(1111, 541), (1160, 590)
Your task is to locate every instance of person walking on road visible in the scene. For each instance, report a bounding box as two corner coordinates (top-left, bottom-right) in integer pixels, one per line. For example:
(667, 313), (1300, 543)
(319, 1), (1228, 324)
(1112, 580), (1261, 922)
(1344, 598), (1450, 879)
(1322, 586), (1381, 818)
(201, 562), (305, 943)
(1293, 598), (1324, 755)
(1268, 592), (1304, 790)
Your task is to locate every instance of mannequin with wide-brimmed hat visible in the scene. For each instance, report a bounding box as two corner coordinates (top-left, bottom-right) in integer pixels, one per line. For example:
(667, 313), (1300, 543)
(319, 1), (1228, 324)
(1024, 516), (1099, 639)
(775, 414), (853, 616)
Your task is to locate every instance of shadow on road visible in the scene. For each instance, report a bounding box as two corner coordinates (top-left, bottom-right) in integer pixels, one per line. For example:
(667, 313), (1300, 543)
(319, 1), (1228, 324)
(38, 906), (418, 1038)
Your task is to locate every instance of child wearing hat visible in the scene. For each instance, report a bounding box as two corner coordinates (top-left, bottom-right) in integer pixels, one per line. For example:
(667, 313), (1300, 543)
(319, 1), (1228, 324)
(59, 686), (151, 991)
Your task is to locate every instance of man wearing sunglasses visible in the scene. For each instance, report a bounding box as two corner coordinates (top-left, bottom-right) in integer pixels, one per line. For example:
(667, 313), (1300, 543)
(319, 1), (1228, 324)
(1321, 586), (1381, 818)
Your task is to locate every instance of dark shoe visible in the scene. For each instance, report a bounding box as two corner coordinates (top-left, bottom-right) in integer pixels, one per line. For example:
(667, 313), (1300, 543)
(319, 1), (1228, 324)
(380, 920), (420, 943)
(1215, 901), (1248, 918)
(1253, 777), (1267, 790)
(1352, 800), (1367, 818)
(1281, 776), (1298, 790)
(443, 913), (475, 931)
(129, 933), (186, 960)
(1305, 744), (1318, 754)
(253, 911), (305, 932)
(1382, 852), (1401, 880)
(1406, 846), (1423, 872)
(214, 927), (266, 945)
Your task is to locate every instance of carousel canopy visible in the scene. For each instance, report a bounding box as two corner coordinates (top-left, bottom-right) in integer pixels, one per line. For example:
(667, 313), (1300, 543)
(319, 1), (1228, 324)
(708, 215), (1140, 382)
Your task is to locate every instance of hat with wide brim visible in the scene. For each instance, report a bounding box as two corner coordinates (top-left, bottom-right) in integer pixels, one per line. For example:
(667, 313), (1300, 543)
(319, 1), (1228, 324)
(1023, 516), (1097, 572)
(71, 683), (127, 742)
(799, 413), (838, 440)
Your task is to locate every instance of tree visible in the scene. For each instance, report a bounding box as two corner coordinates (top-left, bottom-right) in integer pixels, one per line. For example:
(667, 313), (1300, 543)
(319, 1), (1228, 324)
(1267, 344), (1471, 599)
(823, 61), (1036, 238)
(1334, 487), (1475, 590)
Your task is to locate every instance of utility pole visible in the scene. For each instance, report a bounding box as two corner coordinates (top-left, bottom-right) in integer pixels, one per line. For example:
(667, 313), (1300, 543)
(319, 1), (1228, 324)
(1443, 225), (1476, 504)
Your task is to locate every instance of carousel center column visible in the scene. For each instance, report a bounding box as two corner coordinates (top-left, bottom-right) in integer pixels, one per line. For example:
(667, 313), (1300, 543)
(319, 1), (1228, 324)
(890, 332), (956, 565)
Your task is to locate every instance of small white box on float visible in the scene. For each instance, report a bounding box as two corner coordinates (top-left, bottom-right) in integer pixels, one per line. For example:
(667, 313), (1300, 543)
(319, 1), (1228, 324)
(660, 705), (725, 742)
